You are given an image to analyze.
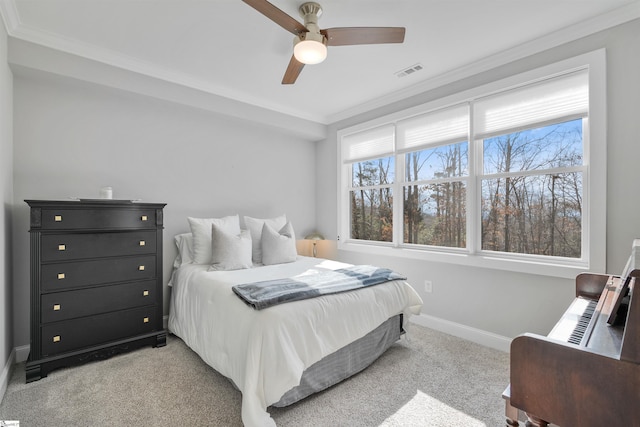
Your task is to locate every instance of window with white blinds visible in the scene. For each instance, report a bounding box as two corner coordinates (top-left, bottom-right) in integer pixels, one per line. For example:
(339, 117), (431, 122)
(338, 51), (605, 276)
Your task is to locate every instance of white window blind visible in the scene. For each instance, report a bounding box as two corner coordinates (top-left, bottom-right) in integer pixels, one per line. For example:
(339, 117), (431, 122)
(342, 124), (395, 163)
(473, 69), (588, 139)
(396, 104), (469, 153)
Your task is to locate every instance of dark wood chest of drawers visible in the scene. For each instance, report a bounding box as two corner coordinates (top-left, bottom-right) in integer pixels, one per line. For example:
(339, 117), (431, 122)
(25, 200), (167, 382)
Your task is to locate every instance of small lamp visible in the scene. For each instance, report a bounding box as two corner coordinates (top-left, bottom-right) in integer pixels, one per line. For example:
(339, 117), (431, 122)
(305, 232), (325, 257)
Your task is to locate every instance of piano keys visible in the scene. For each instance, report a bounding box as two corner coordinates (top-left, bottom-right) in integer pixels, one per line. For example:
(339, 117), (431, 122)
(547, 297), (597, 345)
(503, 240), (640, 427)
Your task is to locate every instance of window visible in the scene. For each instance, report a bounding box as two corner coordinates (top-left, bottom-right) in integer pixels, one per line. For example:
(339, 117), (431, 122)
(398, 104), (469, 248)
(344, 125), (395, 242)
(338, 51), (606, 277)
(475, 70), (588, 259)
(480, 119), (584, 257)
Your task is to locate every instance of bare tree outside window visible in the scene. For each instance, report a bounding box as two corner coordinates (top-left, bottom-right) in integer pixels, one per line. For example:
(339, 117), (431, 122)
(350, 156), (394, 242)
(403, 142), (468, 247)
(481, 119), (583, 257)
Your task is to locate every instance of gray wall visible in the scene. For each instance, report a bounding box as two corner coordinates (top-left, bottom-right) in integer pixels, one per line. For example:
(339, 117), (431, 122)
(316, 19), (640, 339)
(0, 14), (14, 391)
(11, 73), (318, 349)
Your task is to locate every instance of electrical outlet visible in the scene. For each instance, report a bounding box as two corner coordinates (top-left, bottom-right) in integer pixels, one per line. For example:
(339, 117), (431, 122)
(424, 280), (433, 293)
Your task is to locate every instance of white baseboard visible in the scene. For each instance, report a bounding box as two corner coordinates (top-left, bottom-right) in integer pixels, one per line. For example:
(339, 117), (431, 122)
(410, 313), (512, 353)
(1, 348), (16, 404)
(15, 344), (29, 363)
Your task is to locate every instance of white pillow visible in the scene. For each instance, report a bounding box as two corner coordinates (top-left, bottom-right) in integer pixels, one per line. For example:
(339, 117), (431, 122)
(188, 215), (241, 264)
(244, 214), (287, 264)
(173, 233), (194, 268)
(261, 221), (297, 266)
(209, 224), (253, 271)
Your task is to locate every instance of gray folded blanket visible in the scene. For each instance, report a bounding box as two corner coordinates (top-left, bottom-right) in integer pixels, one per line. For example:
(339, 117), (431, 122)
(233, 264), (406, 310)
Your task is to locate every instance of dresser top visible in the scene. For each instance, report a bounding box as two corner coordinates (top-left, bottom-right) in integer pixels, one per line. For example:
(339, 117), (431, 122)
(25, 199), (166, 208)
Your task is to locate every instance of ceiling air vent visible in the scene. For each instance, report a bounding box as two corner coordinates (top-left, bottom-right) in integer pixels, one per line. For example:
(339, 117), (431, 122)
(395, 63), (424, 78)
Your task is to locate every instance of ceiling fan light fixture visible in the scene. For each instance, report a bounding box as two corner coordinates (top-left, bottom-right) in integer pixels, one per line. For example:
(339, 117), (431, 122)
(293, 33), (327, 65)
(242, 0), (406, 84)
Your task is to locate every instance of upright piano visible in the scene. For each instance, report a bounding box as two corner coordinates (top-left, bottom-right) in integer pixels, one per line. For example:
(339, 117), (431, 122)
(504, 240), (640, 427)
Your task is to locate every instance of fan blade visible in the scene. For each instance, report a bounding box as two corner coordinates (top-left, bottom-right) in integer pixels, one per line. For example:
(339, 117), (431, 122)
(242, 0), (307, 35)
(282, 55), (305, 85)
(322, 27), (405, 46)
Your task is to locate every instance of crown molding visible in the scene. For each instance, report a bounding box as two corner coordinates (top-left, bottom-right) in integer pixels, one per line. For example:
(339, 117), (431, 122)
(327, 1), (640, 124)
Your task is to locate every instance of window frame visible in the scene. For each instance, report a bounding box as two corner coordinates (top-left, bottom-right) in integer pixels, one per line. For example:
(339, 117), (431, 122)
(337, 50), (606, 278)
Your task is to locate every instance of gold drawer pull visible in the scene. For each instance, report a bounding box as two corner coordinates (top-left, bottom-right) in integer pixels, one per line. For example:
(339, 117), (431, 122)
(53, 335), (61, 343)
(54, 215), (63, 222)
(138, 265), (145, 271)
(141, 215), (148, 221)
(143, 290), (149, 296)
(58, 244), (66, 251)
(57, 273), (65, 280)
(143, 317), (149, 323)
(53, 304), (61, 311)
(139, 240), (146, 246)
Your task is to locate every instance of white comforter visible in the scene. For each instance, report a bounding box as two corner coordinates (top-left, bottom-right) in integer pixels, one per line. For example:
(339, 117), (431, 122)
(168, 256), (423, 427)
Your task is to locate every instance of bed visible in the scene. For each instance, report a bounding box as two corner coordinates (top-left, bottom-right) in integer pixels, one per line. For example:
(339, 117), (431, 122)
(168, 215), (423, 427)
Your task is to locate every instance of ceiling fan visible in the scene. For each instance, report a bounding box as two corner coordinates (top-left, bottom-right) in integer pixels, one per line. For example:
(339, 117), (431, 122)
(242, 0), (406, 84)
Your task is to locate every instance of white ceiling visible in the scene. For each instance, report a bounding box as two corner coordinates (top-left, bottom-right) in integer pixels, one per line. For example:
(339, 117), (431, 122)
(2, 0), (640, 127)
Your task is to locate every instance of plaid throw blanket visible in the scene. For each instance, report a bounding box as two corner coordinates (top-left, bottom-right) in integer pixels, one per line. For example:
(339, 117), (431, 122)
(233, 265), (407, 310)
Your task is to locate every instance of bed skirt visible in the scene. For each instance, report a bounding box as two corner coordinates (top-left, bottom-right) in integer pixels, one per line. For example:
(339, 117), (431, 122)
(272, 313), (404, 407)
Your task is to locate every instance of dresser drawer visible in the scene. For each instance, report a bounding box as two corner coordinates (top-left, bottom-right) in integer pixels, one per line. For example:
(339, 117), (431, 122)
(41, 280), (157, 323)
(39, 207), (157, 230)
(41, 306), (158, 357)
(41, 231), (157, 262)
(41, 255), (156, 292)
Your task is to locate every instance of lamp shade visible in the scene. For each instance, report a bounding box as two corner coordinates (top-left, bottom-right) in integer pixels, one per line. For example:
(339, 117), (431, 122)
(304, 232), (325, 241)
(293, 33), (327, 65)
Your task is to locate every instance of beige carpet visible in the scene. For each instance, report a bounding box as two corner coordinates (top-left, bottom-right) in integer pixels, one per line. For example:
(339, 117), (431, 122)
(0, 324), (510, 426)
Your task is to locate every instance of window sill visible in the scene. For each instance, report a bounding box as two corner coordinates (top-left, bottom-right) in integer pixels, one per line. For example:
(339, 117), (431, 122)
(338, 241), (588, 279)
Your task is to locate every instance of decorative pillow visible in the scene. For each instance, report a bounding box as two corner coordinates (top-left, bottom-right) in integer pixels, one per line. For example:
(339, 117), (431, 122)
(173, 233), (194, 268)
(244, 214), (287, 264)
(261, 221), (297, 266)
(209, 224), (253, 271)
(188, 215), (241, 264)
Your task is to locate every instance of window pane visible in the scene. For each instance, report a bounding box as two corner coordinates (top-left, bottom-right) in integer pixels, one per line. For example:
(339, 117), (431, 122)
(483, 119), (583, 174)
(350, 187), (393, 242)
(406, 142), (468, 181)
(403, 182), (466, 248)
(481, 172), (582, 258)
(351, 156), (395, 187)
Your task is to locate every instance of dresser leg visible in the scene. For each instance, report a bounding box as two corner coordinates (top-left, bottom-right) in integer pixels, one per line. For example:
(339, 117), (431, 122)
(155, 331), (167, 347)
(25, 362), (42, 383)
